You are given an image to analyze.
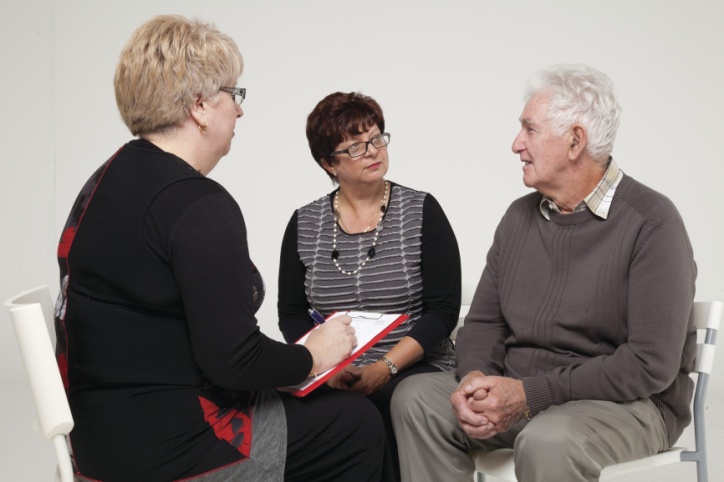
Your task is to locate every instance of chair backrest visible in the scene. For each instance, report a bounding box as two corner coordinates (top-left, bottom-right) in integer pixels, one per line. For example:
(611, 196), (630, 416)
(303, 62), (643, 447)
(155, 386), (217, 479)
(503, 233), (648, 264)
(684, 300), (722, 482)
(691, 301), (722, 375)
(5, 286), (75, 482)
(4, 286), (73, 440)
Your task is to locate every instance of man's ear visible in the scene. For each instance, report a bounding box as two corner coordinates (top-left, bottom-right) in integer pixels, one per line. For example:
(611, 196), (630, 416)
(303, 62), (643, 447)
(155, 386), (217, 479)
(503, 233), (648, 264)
(568, 125), (587, 160)
(189, 95), (207, 129)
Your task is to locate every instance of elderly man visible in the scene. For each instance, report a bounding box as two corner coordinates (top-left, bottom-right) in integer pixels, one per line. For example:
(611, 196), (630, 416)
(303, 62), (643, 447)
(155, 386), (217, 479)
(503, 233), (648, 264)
(390, 64), (697, 482)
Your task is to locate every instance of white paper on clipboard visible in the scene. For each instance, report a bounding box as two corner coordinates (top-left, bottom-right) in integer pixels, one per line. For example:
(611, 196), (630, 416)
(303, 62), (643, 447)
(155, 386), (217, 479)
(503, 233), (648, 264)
(277, 311), (408, 396)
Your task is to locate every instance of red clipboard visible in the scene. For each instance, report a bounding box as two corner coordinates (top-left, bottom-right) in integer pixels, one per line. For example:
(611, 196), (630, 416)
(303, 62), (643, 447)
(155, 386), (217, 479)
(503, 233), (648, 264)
(277, 311), (409, 397)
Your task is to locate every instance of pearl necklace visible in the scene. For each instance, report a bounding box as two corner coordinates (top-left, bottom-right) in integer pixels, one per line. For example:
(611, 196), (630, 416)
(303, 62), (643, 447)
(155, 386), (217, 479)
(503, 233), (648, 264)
(331, 181), (389, 276)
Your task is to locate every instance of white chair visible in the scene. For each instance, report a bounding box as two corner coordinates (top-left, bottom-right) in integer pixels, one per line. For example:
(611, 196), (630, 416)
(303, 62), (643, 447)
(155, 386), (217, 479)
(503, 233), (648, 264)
(472, 300), (723, 482)
(5, 286), (75, 482)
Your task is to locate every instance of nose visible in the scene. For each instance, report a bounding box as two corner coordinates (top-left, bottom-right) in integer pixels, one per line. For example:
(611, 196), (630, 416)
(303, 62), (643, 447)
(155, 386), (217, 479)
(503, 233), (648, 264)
(512, 130), (524, 154)
(365, 141), (379, 157)
(236, 104), (243, 118)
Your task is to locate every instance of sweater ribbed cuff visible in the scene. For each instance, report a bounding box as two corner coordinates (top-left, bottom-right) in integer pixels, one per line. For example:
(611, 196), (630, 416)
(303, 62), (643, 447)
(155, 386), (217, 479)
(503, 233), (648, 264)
(522, 377), (553, 416)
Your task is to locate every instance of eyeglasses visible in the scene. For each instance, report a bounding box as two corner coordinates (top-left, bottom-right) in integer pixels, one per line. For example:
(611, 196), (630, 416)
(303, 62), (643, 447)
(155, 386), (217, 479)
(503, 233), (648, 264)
(330, 133), (391, 159)
(219, 86), (246, 106)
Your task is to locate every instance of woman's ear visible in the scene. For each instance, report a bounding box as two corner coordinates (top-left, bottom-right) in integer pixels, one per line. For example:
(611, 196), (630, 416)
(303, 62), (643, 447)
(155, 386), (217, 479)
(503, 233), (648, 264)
(189, 95), (208, 130)
(321, 159), (337, 177)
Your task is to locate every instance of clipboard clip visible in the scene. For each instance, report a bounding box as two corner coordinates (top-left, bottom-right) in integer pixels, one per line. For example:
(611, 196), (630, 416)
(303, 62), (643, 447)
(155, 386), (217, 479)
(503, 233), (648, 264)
(347, 311), (383, 320)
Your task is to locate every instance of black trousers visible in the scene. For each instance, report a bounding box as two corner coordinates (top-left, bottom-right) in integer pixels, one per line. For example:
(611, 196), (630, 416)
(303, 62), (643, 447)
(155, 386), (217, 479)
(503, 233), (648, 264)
(367, 362), (441, 482)
(283, 387), (385, 481)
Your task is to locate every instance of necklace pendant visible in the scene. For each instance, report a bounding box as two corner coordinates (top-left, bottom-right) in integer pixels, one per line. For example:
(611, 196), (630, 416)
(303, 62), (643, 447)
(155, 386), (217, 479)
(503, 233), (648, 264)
(330, 181), (388, 276)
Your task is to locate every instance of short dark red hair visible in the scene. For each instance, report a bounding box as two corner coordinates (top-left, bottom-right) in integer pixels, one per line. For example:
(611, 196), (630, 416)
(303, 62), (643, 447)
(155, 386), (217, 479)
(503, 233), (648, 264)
(306, 92), (385, 181)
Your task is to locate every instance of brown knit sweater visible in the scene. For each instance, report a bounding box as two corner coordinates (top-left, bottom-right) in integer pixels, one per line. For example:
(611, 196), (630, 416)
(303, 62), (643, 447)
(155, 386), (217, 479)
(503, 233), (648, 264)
(456, 174), (697, 445)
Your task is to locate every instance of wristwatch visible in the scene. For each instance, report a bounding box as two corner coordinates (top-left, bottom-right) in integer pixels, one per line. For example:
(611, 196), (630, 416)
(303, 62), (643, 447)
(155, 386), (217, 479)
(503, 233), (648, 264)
(381, 356), (398, 377)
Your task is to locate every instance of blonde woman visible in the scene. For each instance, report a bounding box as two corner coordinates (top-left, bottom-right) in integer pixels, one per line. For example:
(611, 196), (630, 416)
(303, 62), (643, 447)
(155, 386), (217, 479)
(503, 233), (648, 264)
(56, 15), (383, 481)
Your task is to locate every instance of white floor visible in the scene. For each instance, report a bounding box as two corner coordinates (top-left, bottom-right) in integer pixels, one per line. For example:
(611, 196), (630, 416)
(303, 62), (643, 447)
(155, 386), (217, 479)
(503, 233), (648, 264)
(2, 381), (722, 482)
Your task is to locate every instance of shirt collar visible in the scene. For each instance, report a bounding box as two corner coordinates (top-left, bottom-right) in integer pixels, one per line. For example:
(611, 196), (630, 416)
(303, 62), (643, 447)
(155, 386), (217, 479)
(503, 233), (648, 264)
(539, 158), (623, 220)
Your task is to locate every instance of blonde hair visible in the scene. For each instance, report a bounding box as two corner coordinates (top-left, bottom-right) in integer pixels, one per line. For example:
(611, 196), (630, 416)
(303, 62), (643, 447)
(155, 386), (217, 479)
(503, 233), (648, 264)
(114, 15), (243, 135)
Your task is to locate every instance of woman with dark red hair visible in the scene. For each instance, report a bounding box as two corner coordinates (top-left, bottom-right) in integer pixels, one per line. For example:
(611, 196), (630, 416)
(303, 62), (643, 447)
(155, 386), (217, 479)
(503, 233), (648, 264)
(278, 91), (462, 481)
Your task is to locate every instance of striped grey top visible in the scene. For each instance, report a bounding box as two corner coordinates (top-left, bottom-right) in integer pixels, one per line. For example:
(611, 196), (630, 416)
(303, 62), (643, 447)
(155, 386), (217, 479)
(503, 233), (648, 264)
(296, 184), (455, 370)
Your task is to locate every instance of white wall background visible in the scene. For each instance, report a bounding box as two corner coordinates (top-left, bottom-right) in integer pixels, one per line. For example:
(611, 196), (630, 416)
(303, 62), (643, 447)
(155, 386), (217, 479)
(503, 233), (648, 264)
(2, 0), (723, 416)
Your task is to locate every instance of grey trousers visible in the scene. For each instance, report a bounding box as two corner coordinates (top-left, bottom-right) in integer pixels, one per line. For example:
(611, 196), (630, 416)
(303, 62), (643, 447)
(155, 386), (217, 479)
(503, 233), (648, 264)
(390, 371), (669, 482)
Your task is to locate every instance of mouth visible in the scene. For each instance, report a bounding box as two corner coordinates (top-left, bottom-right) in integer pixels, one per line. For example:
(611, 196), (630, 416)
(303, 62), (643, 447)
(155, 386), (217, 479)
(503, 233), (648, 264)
(367, 162), (382, 169)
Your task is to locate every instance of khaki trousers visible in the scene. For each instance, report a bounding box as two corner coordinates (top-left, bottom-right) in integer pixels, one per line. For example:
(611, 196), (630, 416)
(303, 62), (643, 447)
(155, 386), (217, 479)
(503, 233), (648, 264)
(391, 371), (669, 482)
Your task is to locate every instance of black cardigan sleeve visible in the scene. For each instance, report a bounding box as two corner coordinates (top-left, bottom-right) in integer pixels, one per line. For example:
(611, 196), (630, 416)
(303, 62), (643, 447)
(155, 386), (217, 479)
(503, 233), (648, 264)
(146, 179), (313, 391)
(403, 194), (461, 353)
(277, 211), (315, 343)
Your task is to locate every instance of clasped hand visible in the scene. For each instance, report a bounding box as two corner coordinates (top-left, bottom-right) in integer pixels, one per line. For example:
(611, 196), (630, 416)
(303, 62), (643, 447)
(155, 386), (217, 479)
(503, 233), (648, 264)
(326, 361), (390, 396)
(451, 371), (527, 440)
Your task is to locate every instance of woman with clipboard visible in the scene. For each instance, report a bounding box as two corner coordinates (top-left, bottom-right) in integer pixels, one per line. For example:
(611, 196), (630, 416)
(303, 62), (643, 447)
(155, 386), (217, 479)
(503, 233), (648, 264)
(55, 16), (383, 481)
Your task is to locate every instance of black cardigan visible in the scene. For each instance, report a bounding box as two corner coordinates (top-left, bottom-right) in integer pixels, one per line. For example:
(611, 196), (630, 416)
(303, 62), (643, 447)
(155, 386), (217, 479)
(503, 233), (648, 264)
(56, 139), (308, 480)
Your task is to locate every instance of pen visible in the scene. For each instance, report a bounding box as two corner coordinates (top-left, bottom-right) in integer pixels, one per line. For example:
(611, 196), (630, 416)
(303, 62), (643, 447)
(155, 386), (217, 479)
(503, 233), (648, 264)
(308, 309), (326, 326)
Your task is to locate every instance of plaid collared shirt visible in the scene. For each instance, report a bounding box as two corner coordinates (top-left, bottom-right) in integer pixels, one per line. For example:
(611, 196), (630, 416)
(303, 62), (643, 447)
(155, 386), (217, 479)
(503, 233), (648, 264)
(540, 158), (623, 220)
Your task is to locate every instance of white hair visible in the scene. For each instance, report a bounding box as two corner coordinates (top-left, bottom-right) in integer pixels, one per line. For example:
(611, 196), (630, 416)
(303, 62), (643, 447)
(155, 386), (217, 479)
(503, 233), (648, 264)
(525, 64), (621, 162)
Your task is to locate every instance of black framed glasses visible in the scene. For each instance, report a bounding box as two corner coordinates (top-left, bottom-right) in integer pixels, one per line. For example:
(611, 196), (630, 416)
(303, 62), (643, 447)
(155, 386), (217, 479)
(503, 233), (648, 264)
(330, 133), (391, 159)
(219, 86), (246, 106)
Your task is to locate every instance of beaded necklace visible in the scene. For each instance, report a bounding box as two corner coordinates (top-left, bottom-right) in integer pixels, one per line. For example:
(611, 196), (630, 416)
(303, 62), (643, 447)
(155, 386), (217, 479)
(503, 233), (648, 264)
(331, 181), (389, 276)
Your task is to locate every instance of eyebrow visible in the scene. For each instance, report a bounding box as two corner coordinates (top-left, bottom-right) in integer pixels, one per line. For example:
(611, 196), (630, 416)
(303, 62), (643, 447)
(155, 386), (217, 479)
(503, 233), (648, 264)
(519, 118), (533, 126)
(346, 129), (382, 144)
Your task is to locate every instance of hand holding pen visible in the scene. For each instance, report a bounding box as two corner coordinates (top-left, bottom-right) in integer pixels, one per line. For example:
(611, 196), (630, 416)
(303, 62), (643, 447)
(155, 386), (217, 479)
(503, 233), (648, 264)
(308, 308), (326, 326)
(304, 313), (356, 374)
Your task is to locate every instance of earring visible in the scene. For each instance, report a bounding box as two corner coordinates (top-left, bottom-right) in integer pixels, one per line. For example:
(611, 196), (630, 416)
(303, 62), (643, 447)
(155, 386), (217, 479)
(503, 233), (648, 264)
(199, 123), (207, 133)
